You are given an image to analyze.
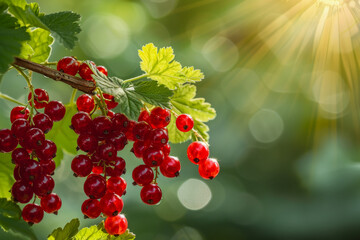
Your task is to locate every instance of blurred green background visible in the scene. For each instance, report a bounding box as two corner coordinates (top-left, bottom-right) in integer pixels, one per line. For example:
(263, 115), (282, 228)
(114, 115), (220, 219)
(2, 0), (360, 239)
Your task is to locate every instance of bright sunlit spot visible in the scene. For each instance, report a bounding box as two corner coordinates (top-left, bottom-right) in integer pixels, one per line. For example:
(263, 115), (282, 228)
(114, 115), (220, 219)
(177, 179), (212, 211)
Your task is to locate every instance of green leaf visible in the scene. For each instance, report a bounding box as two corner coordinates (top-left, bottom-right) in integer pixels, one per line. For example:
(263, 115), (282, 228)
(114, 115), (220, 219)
(72, 225), (108, 240)
(0, 11), (29, 73)
(46, 104), (78, 166)
(0, 199), (21, 219)
(138, 43), (203, 90)
(48, 218), (80, 240)
(97, 222), (136, 240)
(0, 153), (15, 199)
(19, 28), (53, 63)
(131, 80), (172, 109)
(192, 119), (210, 143)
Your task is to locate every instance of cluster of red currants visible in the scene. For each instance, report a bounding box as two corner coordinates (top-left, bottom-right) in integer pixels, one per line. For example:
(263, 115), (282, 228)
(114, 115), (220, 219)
(0, 88), (65, 225)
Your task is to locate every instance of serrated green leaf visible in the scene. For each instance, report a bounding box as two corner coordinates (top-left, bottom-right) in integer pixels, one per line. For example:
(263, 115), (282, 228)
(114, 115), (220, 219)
(192, 119), (210, 143)
(19, 28), (53, 63)
(131, 80), (172, 109)
(0, 11), (29, 73)
(46, 104), (78, 166)
(0, 198), (20, 219)
(48, 218), (80, 240)
(72, 225), (108, 240)
(0, 153), (15, 199)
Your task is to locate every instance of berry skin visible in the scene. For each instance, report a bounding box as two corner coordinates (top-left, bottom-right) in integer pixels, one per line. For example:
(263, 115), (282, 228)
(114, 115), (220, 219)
(198, 158), (220, 180)
(97, 143), (116, 163)
(176, 114), (194, 132)
(93, 116), (113, 140)
(11, 118), (30, 139)
(24, 128), (45, 150)
(14, 165), (21, 181)
(105, 157), (126, 177)
(79, 61), (96, 81)
(143, 147), (164, 167)
(35, 139), (57, 161)
(33, 174), (55, 197)
(12, 148), (30, 165)
(133, 121), (151, 141)
(11, 180), (33, 203)
(0, 129), (18, 152)
(107, 110), (115, 118)
(40, 193), (62, 214)
(112, 113), (130, 133)
(28, 88), (49, 109)
(138, 110), (150, 124)
(77, 134), (97, 153)
(71, 112), (93, 134)
(40, 159), (56, 175)
(22, 203), (44, 224)
(107, 177), (127, 196)
(161, 143), (171, 157)
(97, 66), (108, 76)
(132, 141), (148, 158)
(45, 101), (66, 122)
(99, 192), (124, 217)
(149, 128), (168, 147)
(160, 156), (181, 178)
(187, 141), (209, 165)
(92, 165), (103, 174)
(125, 120), (136, 141)
(10, 106), (30, 123)
(140, 184), (162, 205)
(102, 93), (118, 110)
(57, 56), (80, 76)
(20, 160), (42, 181)
(106, 131), (127, 151)
(104, 214), (128, 236)
(32, 113), (53, 134)
(132, 165), (154, 186)
(81, 199), (101, 219)
(149, 107), (171, 129)
(84, 174), (107, 199)
(71, 155), (93, 177)
(76, 94), (95, 113)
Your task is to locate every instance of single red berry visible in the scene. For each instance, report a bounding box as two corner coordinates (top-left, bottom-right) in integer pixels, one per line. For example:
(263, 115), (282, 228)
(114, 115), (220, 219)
(92, 165), (103, 174)
(161, 143), (171, 157)
(112, 113), (130, 133)
(32, 113), (53, 134)
(19, 159), (42, 181)
(100, 192), (124, 217)
(93, 116), (112, 140)
(22, 203), (44, 224)
(97, 65), (108, 76)
(143, 147), (164, 167)
(107, 110), (115, 118)
(187, 141), (209, 165)
(0, 129), (18, 152)
(107, 177), (127, 196)
(149, 128), (168, 147)
(133, 121), (151, 141)
(132, 165), (154, 186)
(71, 155), (93, 177)
(11, 180), (33, 203)
(71, 112), (93, 134)
(11, 118), (30, 139)
(125, 120), (136, 141)
(140, 184), (162, 205)
(40, 193), (62, 214)
(12, 148), (30, 165)
(35, 139), (57, 161)
(106, 131), (127, 151)
(81, 199), (101, 219)
(57, 56), (80, 76)
(101, 93), (118, 110)
(33, 174), (55, 197)
(28, 88), (49, 109)
(14, 165), (21, 181)
(97, 143), (116, 163)
(132, 141), (148, 158)
(45, 101), (66, 122)
(77, 134), (97, 153)
(104, 214), (128, 236)
(76, 94), (95, 113)
(176, 114), (194, 132)
(160, 156), (181, 178)
(198, 158), (220, 180)
(24, 128), (45, 150)
(105, 156), (126, 177)
(138, 110), (150, 124)
(40, 159), (56, 175)
(10, 106), (29, 123)
(84, 174), (107, 199)
(149, 107), (171, 129)
(79, 61), (96, 81)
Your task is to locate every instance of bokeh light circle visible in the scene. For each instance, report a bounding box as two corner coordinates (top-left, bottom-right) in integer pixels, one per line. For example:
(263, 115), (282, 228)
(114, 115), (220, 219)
(249, 109), (284, 143)
(177, 179), (212, 211)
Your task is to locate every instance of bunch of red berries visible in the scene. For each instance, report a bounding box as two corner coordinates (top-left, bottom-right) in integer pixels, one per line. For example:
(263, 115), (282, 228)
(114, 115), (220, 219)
(0, 88), (65, 225)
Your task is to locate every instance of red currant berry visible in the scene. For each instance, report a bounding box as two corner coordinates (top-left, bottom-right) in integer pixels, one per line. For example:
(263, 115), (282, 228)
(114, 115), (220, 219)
(198, 158), (220, 180)
(112, 113), (130, 133)
(138, 110), (150, 124)
(100, 192), (124, 217)
(57, 56), (80, 76)
(12, 148), (30, 165)
(160, 156), (181, 178)
(45, 101), (66, 122)
(24, 128), (45, 150)
(176, 114), (194, 132)
(14, 165), (21, 181)
(35, 139), (57, 161)
(81, 199), (101, 219)
(140, 184), (162, 205)
(71, 112), (93, 134)
(11, 118), (30, 139)
(102, 93), (118, 110)
(105, 156), (126, 177)
(0, 129), (18, 152)
(107, 177), (127, 196)
(107, 110), (115, 118)
(32, 113), (53, 134)
(132, 141), (148, 158)
(93, 116), (112, 140)
(149, 128), (168, 147)
(20, 159), (42, 181)
(161, 143), (171, 157)
(97, 65), (108, 76)
(106, 131), (127, 151)
(149, 107), (171, 129)
(40, 193), (62, 214)
(10, 106), (29, 123)
(71, 155), (93, 177)
(143, 147), (164, 167)
(77, 134), (97, 153)
(79, 61), (96, 81)
(187, 141), (209, 165)
(133, 121), (151, 141)
(40, 159), (56, 175)
(104, 214), (128, 236)
(92, 165), (103, 174)
(76, 94), (95, 113)
(84, 174), (107, 199)
(33, 174), (55, 197)
(125, 120), (136, 141)
(132, 165), (154, 186)
(97, 143), (116, 162)
(22, 203), (44, 224)
(28, 88), (49, 109)
(11, 180), (33, 203)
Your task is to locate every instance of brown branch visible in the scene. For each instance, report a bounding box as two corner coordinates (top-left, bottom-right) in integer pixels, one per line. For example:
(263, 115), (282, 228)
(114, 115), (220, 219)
(13, 57), (96, 94)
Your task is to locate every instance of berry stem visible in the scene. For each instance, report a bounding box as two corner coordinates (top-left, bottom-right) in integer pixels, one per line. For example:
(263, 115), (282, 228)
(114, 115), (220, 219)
(0, 92), (26, 106)
(41, 61), (57, 66)
(122, 74), (148, 84)
(95, 88), (108, 116)
(70, 89), (77, 105)
(153, 167), (159, 184)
